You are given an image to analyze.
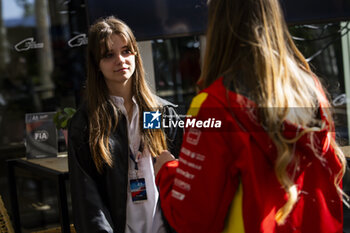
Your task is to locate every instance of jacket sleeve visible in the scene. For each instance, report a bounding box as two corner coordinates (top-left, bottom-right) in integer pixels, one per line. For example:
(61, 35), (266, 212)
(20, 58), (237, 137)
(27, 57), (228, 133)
(68, 112), (114, 233)
(156, 96), (240, 233)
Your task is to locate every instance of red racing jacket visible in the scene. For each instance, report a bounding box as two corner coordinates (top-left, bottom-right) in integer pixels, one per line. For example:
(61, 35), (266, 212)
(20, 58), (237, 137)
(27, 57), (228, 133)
(156, 77), (343, 233)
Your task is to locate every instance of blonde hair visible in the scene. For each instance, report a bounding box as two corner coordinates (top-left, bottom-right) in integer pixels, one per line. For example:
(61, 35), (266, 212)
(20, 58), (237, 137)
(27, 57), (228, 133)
(202, 0), (348, 224)
(86, 16), (167, 173)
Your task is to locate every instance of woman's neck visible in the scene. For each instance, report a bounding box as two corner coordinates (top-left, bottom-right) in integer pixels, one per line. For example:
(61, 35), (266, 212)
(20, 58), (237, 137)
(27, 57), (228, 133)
(110, 86), (135, 122)
(108, 79), (133, 104)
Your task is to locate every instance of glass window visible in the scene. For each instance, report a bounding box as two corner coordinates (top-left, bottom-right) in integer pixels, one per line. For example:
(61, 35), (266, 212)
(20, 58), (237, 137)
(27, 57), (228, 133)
(0, 1), (86, 230)
(0, 0), (87, 153)
(152, 36), (201, 114)
(289, 22), (350, 146)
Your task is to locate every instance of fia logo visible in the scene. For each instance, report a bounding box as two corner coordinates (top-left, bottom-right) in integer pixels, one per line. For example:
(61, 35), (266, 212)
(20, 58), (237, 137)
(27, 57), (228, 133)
(143, 110), (161, 129)
(34, 130), (49, 142)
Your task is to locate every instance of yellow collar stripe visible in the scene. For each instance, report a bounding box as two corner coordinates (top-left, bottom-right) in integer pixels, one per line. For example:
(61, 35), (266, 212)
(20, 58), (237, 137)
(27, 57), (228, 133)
(186, 92), (208, 117)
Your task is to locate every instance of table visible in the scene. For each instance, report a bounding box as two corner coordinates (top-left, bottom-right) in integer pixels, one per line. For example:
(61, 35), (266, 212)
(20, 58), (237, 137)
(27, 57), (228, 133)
(7, 155), (71, 233)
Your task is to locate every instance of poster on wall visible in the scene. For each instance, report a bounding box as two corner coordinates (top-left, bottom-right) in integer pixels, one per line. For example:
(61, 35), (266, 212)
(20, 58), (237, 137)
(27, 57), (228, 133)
(25, 112), (58, 159)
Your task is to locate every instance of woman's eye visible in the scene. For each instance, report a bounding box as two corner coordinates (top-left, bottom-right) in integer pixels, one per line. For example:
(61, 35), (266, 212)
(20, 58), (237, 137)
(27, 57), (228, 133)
(122, 49), (132, 55)
(103, 53), (114, 59)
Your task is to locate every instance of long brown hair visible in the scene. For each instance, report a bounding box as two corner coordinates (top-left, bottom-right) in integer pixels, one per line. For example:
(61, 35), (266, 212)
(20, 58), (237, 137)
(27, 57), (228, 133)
(202, 0), (348, 224)
(86, 16), (167, 173)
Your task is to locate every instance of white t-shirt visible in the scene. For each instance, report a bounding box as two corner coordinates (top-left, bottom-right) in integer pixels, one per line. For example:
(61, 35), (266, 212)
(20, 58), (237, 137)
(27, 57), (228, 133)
(110, 96), (166, 233)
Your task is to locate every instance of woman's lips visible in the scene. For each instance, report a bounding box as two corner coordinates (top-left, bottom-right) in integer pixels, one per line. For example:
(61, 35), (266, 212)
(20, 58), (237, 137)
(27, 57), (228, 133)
(114, 67), (128, 72)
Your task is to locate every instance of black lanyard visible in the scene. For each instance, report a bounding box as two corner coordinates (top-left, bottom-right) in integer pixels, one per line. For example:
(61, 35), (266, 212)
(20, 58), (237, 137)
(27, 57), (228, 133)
(129, 143), (143, 170)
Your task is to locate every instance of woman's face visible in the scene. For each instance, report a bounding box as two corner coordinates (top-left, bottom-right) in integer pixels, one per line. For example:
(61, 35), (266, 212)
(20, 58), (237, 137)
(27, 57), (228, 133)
(99, 34), (136, 87)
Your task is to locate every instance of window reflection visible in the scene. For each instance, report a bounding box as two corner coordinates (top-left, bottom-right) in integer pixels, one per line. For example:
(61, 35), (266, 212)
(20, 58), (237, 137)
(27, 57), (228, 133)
(152, 36), (201, 113)
(289, 23), (350, 145)
(0, 0), (86, 151)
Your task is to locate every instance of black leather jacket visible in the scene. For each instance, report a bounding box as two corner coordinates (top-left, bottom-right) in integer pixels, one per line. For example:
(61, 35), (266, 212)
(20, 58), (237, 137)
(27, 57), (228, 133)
(68, 100), (183, 233)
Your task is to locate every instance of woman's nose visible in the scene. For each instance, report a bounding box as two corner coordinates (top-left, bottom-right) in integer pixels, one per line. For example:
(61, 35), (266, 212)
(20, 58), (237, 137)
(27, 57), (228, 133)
(115, 53), (125, 64)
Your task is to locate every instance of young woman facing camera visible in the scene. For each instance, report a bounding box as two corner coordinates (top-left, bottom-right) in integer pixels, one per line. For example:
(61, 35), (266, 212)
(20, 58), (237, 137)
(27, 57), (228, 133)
(68, 16), (182, 233)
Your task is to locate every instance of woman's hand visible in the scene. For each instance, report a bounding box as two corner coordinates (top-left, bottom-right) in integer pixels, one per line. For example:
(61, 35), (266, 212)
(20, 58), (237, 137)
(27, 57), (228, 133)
(153, 150), (175, 176)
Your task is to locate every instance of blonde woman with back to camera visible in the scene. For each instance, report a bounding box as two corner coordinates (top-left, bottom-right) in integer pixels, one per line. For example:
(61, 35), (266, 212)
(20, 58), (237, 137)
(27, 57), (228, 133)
(155, 0), (349, 232)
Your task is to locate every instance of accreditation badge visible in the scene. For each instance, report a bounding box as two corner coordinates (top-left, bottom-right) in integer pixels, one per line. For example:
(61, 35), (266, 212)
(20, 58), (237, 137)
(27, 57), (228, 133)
(129, 178), (148, 202)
